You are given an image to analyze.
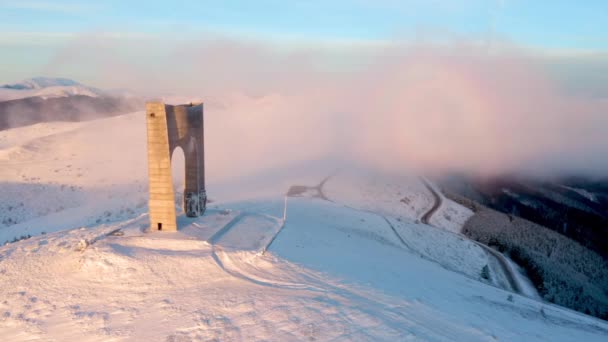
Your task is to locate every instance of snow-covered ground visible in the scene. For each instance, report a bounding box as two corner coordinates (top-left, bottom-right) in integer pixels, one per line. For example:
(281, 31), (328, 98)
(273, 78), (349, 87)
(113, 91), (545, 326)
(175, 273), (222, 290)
(323, 169), (434, 221)
(0, 113), (148, 244)
(1, 110), (607, 340)
(322, 170), (520, 292)
(0, 85), (101, 101)
(1, 197), (607, 341)
(0, 77), (102, 101)
(323, 170), (473, 234)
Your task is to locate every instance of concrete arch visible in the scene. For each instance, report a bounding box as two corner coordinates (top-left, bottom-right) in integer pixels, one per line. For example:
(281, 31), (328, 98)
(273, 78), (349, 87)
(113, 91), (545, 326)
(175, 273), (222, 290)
(146, 102), (207, 232)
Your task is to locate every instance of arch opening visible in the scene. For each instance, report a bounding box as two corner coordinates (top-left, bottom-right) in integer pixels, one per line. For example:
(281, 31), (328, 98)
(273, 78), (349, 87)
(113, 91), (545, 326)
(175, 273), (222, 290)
(171, 146), (186, 213)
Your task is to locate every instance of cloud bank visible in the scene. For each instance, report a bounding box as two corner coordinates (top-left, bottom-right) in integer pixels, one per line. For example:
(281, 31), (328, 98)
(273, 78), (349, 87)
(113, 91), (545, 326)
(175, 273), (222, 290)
(42, 34), (608, 178)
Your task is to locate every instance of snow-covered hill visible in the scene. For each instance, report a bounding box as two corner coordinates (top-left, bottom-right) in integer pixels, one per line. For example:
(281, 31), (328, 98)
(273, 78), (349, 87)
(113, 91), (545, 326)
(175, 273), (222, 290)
(1, 109), (607, 340)
(0, 77), (142, 131)
(2, 77), (83, 90)
(0, 77), (103, 101)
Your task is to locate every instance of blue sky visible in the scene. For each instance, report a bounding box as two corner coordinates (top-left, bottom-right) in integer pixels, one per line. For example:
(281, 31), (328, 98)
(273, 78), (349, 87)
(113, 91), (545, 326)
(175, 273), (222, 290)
(1, 0), (606, 48)
(1, 0), (607, 84)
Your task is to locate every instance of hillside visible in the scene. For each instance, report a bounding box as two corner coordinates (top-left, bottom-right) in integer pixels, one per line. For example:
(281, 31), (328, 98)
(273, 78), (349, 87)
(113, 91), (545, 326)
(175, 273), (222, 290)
(0, 77), (103, 101)
(0, 77), (141, 131)
(0, 95), (142, 131)
(1, 109), (607, 340)
(442, 175), (608, 258)
(456, 200), (608, 320)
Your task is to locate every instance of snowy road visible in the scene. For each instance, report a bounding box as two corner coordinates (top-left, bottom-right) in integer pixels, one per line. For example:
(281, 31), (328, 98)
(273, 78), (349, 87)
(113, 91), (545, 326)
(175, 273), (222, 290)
(420, 178), (442, 225)
(420, 178), (526, 295)
(472, 240), (522, 293)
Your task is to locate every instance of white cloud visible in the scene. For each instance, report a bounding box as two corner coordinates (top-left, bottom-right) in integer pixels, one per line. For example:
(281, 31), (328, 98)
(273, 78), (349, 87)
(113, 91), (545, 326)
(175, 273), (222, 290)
(5, 31), (608, 177)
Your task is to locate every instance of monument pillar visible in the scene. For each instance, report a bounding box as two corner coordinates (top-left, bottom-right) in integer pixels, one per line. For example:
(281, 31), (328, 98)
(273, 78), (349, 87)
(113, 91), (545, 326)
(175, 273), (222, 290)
(146, 102), (206, 231)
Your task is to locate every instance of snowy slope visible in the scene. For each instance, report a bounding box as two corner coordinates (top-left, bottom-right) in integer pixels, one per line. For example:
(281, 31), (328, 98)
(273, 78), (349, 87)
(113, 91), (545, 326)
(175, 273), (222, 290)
(0, 77), (102, 101)
(2, 77), (82, 89)
(1, 197), (607, 341)
(0, 85), (101, 101)
(0, 113), (148, 243)
(0, 121), (83, 150)
(321, 170), (517, 290)
(323, 170), (473, 233)
(1, 110), (607, 340)
(323, 169), (434, 221)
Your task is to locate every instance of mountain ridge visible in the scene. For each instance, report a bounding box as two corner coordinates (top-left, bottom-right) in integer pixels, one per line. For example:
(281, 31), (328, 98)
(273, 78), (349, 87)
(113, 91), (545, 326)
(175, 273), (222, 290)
(0, 77), (142, 130)
(1, 77), (89, 90)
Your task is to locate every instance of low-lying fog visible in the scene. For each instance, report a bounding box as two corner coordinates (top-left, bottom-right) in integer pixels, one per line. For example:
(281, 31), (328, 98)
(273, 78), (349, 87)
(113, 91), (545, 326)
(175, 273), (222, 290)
(27, 35), (608, 179)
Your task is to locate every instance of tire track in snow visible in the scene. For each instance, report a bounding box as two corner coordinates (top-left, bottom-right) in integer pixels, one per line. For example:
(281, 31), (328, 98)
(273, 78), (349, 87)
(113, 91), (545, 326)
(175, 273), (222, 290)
(207, 212), (247, 245)
(314, 174), (414, 253)
(210, 248), (321, 291)
(206, 206), (318, 291)
(246, 175), (598, 329)
(208, 208), (470, 342)
(261, 196), (288, 255)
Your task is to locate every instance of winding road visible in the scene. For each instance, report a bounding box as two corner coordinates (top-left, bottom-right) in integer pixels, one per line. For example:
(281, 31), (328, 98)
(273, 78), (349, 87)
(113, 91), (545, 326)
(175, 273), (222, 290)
(419, 178), (523, 295)
(419, 178), (441, 225)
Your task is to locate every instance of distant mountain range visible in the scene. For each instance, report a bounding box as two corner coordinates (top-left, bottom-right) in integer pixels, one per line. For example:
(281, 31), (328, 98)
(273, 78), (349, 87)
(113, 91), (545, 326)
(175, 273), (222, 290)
(1, 77), (91, 90)
(0, 77), (142, 130)
(0, 77), (106, 101)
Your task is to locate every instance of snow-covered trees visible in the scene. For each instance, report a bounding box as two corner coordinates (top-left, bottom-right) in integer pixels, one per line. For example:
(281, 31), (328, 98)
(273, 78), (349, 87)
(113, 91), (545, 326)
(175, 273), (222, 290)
(463, 207), (608, 320)
(480, 265), (490, 281)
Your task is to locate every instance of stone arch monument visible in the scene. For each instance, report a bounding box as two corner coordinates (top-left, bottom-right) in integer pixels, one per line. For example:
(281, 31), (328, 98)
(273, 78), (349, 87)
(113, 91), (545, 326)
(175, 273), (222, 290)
(146, 102), (207, 231)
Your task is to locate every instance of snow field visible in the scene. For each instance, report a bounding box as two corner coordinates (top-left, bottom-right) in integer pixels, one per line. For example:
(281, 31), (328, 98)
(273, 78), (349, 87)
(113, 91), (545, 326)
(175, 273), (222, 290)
(0, 109), (606, 340)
